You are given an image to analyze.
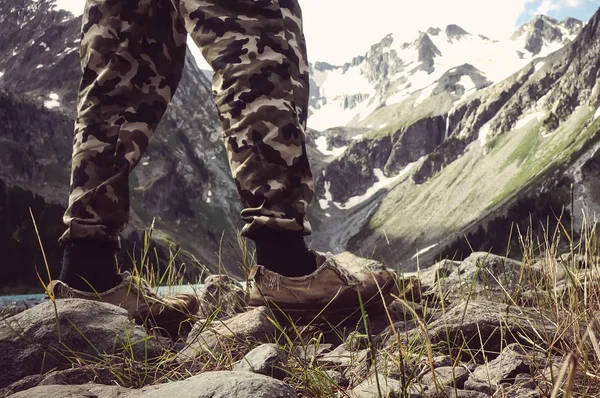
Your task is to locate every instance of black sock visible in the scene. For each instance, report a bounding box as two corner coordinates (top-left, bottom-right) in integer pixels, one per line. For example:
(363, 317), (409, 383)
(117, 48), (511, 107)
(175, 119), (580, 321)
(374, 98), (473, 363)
(59, 241), (121, 292)
(253, 229), (317, 277)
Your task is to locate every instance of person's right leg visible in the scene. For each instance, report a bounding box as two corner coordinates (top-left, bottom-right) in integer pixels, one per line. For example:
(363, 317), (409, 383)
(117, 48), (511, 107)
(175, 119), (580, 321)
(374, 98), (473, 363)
(177, 0), (317, 277)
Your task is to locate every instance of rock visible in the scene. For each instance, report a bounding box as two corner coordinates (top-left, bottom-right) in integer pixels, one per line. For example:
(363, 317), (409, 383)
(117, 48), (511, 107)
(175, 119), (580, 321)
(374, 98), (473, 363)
(325, 370), (349, 388)
(471, 344), (546, 387)
(1, 375), (44, 397)
(10, 384), (136, 398)
(199, 274), (246, 318)
(422, 253), (537, 302)
(39, 366), (116, 386)
(464, 378), (496, 396)
(491, 383), (541, 397)
(295, 343), (334, 360)
(141, 371), (297, 397)
(420, 366), (469, 389)
(180, 306), (276, 360)
(318, 344), (369, 367)
(12, 371), (298, 398)
(349, 374), (410, 397)
(0, 299), (164, 389)
(422, 301), (555, 358)
(425, 389), (491, 398)
(431, 355), (453, 368)
(234, 343), (289, 380)
(418, 259), (462, 287)
(344, 331), (370, 350)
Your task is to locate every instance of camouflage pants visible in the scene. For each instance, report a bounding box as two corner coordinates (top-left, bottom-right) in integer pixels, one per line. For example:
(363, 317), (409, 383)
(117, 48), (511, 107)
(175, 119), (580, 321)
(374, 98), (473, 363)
(59, 0), (314, 250)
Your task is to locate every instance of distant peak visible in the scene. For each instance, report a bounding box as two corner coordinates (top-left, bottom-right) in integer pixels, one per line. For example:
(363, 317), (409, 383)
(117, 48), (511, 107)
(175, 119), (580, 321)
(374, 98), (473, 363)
(445, 24), (470, 40)
(426, 27), (442, 36)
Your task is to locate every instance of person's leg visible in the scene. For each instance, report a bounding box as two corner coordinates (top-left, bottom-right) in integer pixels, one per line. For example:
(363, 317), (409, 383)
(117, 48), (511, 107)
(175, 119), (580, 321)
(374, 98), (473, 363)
(58, 0), (188, 291)
(178, 0), (316, 277)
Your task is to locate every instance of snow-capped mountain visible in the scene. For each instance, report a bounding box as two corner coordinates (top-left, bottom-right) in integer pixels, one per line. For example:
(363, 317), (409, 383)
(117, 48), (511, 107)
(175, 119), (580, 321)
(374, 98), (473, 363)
(308, 10), (600, 270)
(308, 16), (583, 132)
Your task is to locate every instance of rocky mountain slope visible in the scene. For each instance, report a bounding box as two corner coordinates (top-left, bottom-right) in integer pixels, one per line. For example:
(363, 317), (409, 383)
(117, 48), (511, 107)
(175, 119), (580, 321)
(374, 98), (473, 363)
(0, 0), (242, 290)
(308, 11), (600, 269)
(308, 16), (583, 133)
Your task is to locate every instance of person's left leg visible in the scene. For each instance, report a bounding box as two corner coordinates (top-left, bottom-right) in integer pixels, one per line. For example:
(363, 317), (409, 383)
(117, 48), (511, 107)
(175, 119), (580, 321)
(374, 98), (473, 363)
(52, 0), (199, 332)
(177, 0), (317, 277)
(58, 0), (188, 292)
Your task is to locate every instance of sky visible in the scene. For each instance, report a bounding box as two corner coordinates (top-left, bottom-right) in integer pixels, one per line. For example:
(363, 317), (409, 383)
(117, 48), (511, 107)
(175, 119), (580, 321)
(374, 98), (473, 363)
(55, 0), (600, 66)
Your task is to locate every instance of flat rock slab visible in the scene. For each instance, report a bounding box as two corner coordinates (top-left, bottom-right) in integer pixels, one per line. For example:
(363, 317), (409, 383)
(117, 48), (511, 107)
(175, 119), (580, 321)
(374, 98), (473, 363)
(472, 343), (546, 387)
(180, 306), (276, 360)
(0, 299), (163, 389)
(421, 300), (556, 357)
(12, 371), (298, 398)
(421, 253), (534, 302)
(234, 343), (289, 379)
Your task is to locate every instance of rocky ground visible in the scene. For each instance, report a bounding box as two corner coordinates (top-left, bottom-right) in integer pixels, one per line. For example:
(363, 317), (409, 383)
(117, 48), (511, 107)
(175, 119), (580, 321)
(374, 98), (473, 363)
(1, 250), (599, 397)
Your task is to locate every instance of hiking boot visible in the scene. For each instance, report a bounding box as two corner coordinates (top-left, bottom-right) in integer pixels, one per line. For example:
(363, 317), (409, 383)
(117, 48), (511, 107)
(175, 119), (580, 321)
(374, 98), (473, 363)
(247, 251), (398, 324)
(48, 272), (200, 335)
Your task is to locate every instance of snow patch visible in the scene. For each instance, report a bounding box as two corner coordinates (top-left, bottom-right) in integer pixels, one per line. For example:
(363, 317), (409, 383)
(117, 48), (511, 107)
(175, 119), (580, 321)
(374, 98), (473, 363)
(478, 122), (491, 146)
(0, 72), (4, 79)
(142, 162), (149, 166)
(325, 213), (331, 218)
(36, 64), (44, 69)
(318, 181), (333, 210)
(333, 165), (414, 210)
(515, 111), (545, 130)
(534, 62), (545, 72)
(457, 75), (475, 93)
(314, 136), (347, 157)
(594, 106), (600, 120)
(53, 0), (84, 16)
(411, 244), (438, 259)
(352, 134), (364, 140)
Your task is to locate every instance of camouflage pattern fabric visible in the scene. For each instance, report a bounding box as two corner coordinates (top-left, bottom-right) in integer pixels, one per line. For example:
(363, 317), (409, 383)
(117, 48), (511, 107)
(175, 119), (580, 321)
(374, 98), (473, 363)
(60, 0), (314, 250)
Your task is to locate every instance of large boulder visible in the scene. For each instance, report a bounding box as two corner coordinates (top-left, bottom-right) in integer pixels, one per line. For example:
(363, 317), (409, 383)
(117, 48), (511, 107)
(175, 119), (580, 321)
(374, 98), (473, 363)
(418, 300), (556, 358)
(421, 253), (537, 302)
(10, 371), (298, 398)
(179, 306), (276, 360)
(0, 299), (164, 389)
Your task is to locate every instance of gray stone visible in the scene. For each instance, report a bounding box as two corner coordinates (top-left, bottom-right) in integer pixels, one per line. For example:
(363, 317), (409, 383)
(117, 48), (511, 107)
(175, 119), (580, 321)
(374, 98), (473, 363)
(199, 275), (246, 318)
(472, 344), (546, 387)
(325, 370), (349, 388)
(464, 378), (496, 396)
(431, 355), (453, 368)
(234, 343), (289, 380)
(491, 383), (541, 397)
(318, 344), (368, 367)
(10, 384), (137, 398)
(420, 366), (469, 389)
(349, 374), (409, 397)
(425, 388), (491, 397)
(141, 371), (297, 397)
(422, 253), (537, 302)
(295, 343), (333, 360)
(1, 374), (44, 397)
(39, 366), (115, 386)
(180, 306), (276, 360)
(422, 301), (555, 357)
(0, 299), (163, 389)
(12, 371), (298, 398)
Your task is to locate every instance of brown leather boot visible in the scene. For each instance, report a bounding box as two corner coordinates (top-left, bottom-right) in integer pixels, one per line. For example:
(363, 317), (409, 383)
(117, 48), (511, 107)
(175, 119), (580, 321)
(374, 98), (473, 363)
(247, 251), (398, 324)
